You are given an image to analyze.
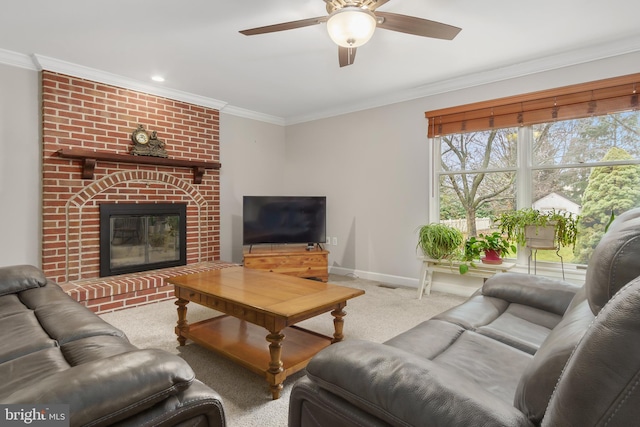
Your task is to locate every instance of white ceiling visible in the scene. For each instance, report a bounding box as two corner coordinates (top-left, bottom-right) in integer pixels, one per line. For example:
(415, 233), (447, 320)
(1, 0), (639, 125)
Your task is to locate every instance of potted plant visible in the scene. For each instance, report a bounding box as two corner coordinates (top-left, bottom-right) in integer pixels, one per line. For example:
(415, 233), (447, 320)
(416, 223), (464, 260)
(463, 232), (516, 266)
(495, 208), (579, 249)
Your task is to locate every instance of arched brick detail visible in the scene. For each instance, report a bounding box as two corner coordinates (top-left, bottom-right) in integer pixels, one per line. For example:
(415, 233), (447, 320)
(63, 171), (209, 281)
(67, 170), (207, 207)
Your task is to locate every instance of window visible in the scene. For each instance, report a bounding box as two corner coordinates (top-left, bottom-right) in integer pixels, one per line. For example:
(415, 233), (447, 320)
(532, 113), (640, 263)
(439, 129), (517, 236)
(427, 74), (640, 267)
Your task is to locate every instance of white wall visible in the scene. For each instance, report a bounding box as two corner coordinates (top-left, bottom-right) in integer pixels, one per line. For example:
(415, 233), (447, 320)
(0, 63), (40, 267)
(219, 113), (287, 264)
(284, 103), (429, 286)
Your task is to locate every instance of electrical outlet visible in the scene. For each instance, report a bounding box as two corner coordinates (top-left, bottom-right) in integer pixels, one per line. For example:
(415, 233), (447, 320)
(332, 237), (338, 246)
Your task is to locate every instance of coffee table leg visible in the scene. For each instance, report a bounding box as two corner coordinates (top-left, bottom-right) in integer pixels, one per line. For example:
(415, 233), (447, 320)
(331, 304), (347, 343)
(175, 298), (189, 346)
(266, 331), (285, 400)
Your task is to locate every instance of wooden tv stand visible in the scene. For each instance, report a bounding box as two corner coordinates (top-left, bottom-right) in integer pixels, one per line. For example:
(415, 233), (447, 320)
(243, 245), (329, 282)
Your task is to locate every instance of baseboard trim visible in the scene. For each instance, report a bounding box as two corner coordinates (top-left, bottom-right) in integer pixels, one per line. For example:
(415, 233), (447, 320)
(329, 266), (419, 289)
(329, 266), (481, 298)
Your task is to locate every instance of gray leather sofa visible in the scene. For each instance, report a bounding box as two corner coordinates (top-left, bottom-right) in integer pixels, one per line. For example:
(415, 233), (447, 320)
(0, 264), (226, 427)
(289, 207), (640, 427)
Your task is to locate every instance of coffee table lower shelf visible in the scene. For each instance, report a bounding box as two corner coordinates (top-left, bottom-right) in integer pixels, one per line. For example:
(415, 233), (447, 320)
(179, 315), (333, 384)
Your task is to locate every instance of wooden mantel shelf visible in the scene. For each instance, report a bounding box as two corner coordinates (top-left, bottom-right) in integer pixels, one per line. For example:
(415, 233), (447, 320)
(55, 148), (221, 184)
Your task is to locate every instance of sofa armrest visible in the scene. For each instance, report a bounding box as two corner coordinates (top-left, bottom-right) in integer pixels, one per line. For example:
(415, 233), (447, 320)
(0, 265), (47, 296)
(117, 380), (226, 427)
(482, 272), (581, 315)
(6, 349), (196, 427)
(304, 340), (533, 427)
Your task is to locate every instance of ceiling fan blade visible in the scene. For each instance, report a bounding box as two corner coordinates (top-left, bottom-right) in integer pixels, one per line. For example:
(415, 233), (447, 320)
(338, 46), (357, 67)
(376, 11), (461, 40)
(240, 16), (327, 36)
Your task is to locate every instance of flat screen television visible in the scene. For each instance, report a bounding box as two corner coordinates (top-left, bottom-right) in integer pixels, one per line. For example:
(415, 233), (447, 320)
(243, 196), (326, 246)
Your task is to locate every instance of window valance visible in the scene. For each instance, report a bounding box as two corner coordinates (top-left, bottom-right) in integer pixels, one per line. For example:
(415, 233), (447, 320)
(425, 73), (640, 138)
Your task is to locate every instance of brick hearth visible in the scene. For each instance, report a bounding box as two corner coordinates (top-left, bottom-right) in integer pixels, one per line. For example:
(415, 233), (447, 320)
(61, 261), (237, 314)
(40, 71), (222, 309)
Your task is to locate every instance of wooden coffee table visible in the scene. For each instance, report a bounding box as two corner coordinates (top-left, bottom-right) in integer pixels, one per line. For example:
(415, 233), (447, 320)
(168, 267), (365, 399)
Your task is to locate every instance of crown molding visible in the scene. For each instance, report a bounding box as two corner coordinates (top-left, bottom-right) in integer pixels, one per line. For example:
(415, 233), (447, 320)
(0, 49), (38, 70)
(284, 36), (640, 125)
(1, 50), (285, 125)
(220, 105), (285, 126)
(32, 54), (229, 111)
(3, 36), (639, 128)
(408, 35), (640, 100)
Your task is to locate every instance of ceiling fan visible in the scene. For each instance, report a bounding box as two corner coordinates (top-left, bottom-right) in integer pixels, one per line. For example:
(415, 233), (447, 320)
(239, 0), (461, 67)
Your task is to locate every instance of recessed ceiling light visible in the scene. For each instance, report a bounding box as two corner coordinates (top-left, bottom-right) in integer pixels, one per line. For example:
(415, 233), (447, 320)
(151, 75), (165, 82)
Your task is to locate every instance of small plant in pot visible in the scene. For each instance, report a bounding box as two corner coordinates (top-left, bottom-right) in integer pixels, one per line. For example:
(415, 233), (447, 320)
(416, 223), (464, 260)
(495, 208), (579, 249)
(462, 232), (516, 269)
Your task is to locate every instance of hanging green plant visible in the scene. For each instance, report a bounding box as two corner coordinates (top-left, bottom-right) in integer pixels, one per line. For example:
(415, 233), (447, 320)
(495, 208), (580, 248)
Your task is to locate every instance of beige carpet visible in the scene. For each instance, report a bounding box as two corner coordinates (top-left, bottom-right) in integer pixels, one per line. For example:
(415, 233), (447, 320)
(100, 274), (467, 427)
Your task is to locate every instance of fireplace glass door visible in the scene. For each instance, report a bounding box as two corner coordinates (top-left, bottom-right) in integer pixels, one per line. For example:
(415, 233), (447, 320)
(100, 204), (187, 276)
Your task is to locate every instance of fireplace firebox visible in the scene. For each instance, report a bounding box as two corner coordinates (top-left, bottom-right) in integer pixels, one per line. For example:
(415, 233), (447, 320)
(99, 203), (187, 277)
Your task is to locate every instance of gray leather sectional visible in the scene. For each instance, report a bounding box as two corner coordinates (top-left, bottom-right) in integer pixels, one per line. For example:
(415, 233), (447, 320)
(0, 264), (226, 427)
(289, 207), (640, 427)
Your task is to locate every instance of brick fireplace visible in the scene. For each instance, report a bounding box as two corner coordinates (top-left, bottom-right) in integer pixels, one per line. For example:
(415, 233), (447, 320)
(41, 71), (225, 312)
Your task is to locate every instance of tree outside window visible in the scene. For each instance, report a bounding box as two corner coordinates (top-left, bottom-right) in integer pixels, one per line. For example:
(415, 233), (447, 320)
(437, 111), (640, 266)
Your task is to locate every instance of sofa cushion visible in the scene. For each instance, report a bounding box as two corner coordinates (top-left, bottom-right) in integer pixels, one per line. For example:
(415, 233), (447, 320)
(18, 282), (126, 346)
(434, 279), (570, 355)
(0, 310), (57, 363)
(585, 215), (640, 314)
(387, 320), (532, 404)
(432, 330), (532, 403)
(61, 335), (139, 365)
(433, 294), (508, 329)
(35, 300), (126, 345)
(475, 303), (561, 354)
(0, 347), (71, 401)
(18, 281), (82, 307)
(482, 273), (580, 316)
(0, 264), (46, 296)
(513, 290), (593, 424)
(0, 294), (31, 319)
(384, 318), (465, 359)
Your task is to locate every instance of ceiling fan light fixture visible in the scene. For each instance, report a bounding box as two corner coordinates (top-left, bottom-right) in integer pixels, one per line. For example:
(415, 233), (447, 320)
(326, 7), (376, 48)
